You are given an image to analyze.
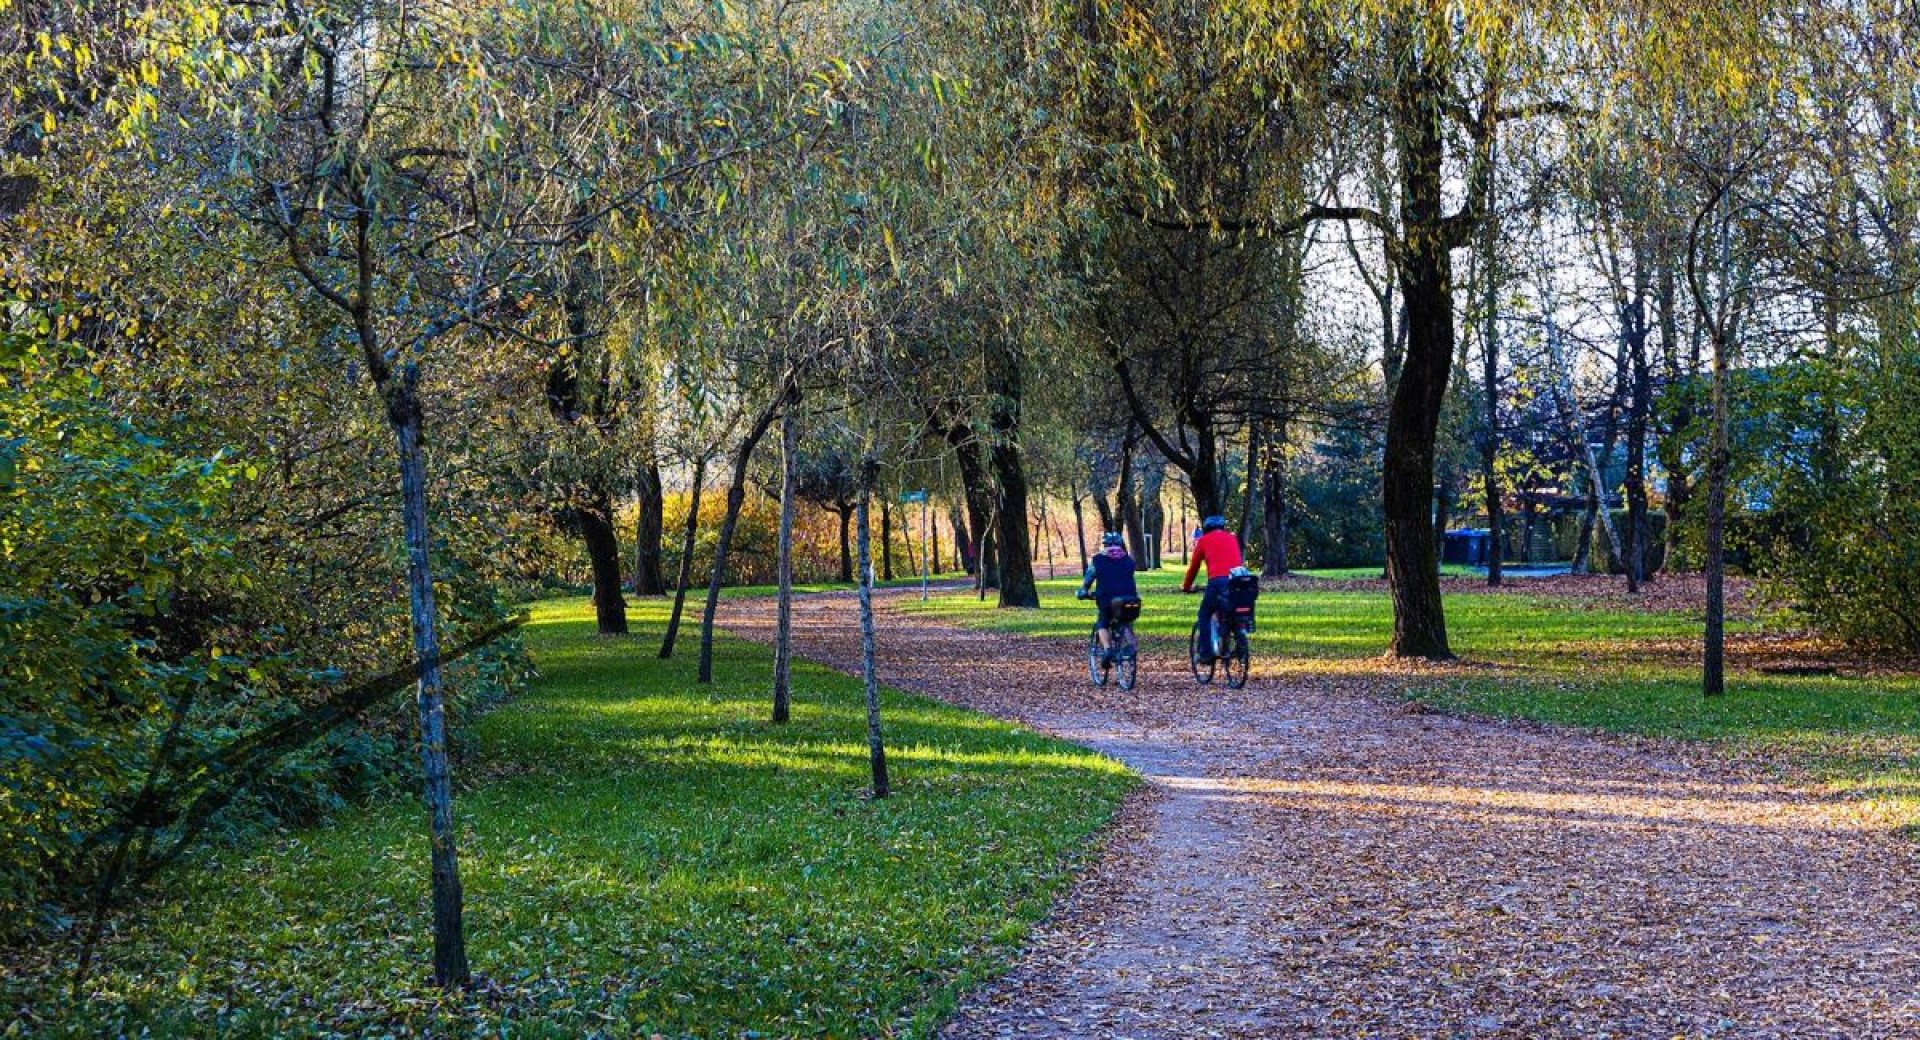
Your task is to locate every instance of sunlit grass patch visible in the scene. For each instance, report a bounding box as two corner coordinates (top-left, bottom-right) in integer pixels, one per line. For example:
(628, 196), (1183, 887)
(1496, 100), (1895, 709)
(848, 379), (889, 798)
(4, 596), (1132, 1038)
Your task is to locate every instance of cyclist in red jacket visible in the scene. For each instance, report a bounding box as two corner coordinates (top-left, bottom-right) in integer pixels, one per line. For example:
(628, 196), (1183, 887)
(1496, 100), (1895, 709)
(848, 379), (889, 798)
(1181, 515), (1243, 662)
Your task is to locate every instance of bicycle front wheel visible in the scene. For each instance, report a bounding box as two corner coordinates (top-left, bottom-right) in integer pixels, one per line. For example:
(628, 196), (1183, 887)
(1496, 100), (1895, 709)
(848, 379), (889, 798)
(1088, 629), (1111, 687)
(1189, 622), (1216, 685)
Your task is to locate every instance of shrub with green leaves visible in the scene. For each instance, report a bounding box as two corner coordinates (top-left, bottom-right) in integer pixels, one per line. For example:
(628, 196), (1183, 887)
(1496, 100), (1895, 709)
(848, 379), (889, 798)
(1748, 354), (1920, 653)
(0, 313), (524, 937)
(0, 317), (253, 930)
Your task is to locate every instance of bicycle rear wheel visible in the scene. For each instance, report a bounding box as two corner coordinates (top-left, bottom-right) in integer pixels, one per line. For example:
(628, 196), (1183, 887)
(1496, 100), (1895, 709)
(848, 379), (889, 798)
(1224, 628), (1251, 689)
(1088, 629), (1111, 687)
(1189, 622), (1216, 685)
(1115, 627), (1138, 690)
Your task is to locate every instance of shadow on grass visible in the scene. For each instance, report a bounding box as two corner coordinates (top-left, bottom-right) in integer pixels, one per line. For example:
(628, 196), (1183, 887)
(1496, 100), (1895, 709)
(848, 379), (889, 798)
(4, 597), (1132, 1040)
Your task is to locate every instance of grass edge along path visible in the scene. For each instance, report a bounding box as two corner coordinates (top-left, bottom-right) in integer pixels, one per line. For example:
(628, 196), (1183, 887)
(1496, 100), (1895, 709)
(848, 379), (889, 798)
(900, 569), (1920, 826)
(1, 596), (1134, 1038)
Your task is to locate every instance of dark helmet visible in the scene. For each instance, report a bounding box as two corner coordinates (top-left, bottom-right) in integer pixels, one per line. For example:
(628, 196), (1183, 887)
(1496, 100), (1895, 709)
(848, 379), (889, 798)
(1102, 531), (1125, 549)
(1202, 515), (1228, 533)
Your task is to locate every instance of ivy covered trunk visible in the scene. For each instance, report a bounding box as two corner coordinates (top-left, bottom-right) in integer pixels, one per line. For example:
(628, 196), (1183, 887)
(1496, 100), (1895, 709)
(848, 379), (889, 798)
(389, 373), (468, 988)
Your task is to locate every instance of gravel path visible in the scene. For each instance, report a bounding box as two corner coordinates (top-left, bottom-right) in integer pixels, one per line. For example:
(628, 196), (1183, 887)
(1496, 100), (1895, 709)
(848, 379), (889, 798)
(719, 589), (1920, 1039)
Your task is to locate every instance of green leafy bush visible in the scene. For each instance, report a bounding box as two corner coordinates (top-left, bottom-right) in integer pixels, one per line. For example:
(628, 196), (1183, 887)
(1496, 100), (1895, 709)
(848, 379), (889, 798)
(1746, 354), (1920, 652)
(0, 318), (253, 930)
(0, 316), (525, 936)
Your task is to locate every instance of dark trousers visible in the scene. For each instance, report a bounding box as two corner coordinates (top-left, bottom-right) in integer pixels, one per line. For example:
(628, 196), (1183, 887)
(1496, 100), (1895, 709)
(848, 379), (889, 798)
(1196, 576), (1231, 629)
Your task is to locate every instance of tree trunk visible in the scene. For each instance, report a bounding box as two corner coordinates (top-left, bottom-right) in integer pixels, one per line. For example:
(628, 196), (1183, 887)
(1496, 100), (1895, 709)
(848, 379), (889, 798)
(633, 458), (666, 595)
(902, 501), (922, 577)
(1092, 463), (1119, 532)
(698, 394), (783, 683)
(551, 231), (626, 633)
(836, 507), (854, 584)
(1701, 219), (1734, 698)
(1261, 415), (1291, 578)
(1572, 473), (1599, 574)
(1185, 429), (1223, 518)
(881, 500), (895, 582)
(1073, 495), (1089, 571)
(855, 455), (890, 797)
(659, 457), (707, 659)
(1239, 425), (1260, 548)
(1624, 351), (1650, 590)
(1657, 260), (1696, 573)
(1120, 441), (1144, 562)
(1037, 496), (1054, 577)
(987, 340), (1039, 607)
(1140, 465), (1167, 569)
(697, 479), (748, 685)
(1478, 166), (1505, 588)
(949, 505), (973, 575)
(773, 395), (798, 724)
(579, 479), (629, 635)
(991, 436), (1040, 607)
(1382, 49), (1456, 660)
(978, 526), (998, 599)
(390, 378), (468, 989)
(951, 435), (996, 590)
(1704, 334), (1730, 697)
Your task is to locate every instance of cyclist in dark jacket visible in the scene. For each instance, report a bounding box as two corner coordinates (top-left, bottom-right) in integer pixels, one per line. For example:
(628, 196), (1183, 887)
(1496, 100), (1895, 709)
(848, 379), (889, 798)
(1077, 532), (1139, 650)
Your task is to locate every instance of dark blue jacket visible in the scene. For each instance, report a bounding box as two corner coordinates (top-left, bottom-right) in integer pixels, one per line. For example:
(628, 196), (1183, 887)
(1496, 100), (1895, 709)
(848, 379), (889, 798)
(1082, 549), (1138, 604)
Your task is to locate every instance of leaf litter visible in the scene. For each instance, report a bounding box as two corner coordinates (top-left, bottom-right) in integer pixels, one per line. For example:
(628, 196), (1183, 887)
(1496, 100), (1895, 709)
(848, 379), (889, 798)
(721, 587), (1920, 1039)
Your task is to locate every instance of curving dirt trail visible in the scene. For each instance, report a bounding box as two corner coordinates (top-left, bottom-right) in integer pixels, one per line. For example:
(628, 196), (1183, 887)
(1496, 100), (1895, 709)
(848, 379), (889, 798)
(718, 588), (1920, 1039)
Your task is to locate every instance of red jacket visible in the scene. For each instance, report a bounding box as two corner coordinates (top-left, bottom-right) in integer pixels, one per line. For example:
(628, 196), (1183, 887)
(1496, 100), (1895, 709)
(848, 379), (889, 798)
(1182, 530), (1244, 590)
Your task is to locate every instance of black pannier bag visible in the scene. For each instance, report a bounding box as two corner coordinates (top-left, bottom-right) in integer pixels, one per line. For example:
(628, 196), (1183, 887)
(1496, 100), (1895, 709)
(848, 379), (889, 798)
(1227, 574), (1260, 632)
(1112, 597), (1144, 624)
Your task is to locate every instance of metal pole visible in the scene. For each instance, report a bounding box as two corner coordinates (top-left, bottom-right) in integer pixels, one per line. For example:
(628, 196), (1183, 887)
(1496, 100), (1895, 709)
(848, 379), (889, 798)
(922, 497), (930, 601)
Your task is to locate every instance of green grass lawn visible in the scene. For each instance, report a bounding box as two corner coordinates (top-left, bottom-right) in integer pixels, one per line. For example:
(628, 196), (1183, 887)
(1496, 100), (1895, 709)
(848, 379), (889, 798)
(5, 597), (1132, 1038)
(901, 569), (1705, 664)
(902, 569), (1920, 814)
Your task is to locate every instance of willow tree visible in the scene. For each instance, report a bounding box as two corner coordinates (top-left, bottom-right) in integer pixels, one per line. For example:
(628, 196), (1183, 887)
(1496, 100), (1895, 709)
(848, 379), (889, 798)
(190, 0), (562, 986)
(109, 0), (735, 986)
(1079, 0), (1772, 658)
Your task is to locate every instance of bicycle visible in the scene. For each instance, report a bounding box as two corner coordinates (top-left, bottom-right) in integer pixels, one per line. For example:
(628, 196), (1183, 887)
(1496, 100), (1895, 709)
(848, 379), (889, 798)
(1079, 592), (1141, 690)
(1186, 581), (1254, 690)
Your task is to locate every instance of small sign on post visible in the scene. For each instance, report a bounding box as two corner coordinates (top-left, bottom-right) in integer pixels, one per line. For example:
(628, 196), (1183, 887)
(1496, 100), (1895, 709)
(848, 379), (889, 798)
(900, 490), (930, 598)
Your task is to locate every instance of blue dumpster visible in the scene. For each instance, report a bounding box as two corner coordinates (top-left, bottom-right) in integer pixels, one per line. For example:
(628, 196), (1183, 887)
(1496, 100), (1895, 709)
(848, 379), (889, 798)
(1443, 529), (1492, 566)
